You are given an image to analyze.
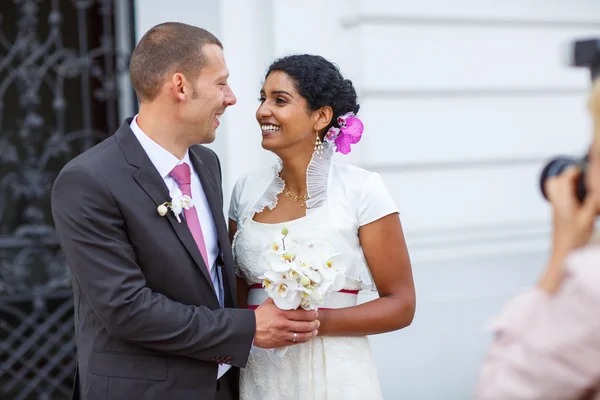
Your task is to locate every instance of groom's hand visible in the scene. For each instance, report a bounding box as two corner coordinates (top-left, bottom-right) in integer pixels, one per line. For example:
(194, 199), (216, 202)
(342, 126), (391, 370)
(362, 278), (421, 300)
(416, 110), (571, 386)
(253, 298), (319, 348)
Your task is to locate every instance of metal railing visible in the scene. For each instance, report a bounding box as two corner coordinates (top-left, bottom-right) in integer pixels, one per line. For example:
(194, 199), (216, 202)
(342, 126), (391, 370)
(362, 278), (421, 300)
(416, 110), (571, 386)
(0, 0), (134, 398)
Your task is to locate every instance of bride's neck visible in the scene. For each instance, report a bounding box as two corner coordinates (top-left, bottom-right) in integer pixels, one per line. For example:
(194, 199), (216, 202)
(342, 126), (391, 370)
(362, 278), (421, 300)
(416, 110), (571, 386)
(279, 151), (313, 195)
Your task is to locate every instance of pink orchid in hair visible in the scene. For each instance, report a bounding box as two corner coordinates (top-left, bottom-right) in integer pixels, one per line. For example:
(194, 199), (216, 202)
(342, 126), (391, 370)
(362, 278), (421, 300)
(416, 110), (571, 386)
(324, 112), (364, 155)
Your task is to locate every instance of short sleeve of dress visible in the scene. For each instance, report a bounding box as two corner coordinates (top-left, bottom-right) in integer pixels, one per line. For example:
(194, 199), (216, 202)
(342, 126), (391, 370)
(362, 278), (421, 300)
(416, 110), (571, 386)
(228, 176), (244, 222)
(357, 172), (399, 226)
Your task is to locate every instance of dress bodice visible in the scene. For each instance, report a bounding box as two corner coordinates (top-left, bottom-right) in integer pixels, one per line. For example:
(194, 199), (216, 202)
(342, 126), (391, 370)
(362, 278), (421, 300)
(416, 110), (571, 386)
(229, 143), (399, 292)
(232, 201), (363, 291)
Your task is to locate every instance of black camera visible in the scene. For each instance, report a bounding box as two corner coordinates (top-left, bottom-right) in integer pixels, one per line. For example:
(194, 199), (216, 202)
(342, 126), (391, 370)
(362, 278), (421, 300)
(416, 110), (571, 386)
(539, 154), (588, 202)
(539, 38), (600, 202)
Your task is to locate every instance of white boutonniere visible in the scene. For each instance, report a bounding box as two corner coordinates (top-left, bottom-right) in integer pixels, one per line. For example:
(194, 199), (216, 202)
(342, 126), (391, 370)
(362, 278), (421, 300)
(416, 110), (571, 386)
(157, 187), (193, 223)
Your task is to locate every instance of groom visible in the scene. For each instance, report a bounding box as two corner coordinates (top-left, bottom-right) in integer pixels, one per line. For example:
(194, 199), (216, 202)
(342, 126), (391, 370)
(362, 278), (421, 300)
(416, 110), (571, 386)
(51, 22), (319, 400)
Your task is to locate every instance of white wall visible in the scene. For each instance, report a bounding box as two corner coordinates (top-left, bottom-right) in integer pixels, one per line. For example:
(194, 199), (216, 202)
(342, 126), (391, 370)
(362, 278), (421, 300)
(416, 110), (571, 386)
(134, 1), (600, 398)
(134, 0), (221, 40)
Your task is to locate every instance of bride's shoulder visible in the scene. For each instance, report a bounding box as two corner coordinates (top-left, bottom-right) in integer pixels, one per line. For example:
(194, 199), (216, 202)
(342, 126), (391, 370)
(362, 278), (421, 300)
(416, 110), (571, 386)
(329, 161), (397, 223)
(331, 160), (371, 176)
(330, 161), (381, 192)
(229, 162), (283, 221)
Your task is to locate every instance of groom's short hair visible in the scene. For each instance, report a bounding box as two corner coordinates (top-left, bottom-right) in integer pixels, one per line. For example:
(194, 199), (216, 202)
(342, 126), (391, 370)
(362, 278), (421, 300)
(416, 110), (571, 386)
(129, 22), (223, 102)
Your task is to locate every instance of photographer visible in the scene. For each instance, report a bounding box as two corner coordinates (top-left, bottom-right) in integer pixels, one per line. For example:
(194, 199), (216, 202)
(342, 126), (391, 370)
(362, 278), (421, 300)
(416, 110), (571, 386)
(474, 80), (600, 399)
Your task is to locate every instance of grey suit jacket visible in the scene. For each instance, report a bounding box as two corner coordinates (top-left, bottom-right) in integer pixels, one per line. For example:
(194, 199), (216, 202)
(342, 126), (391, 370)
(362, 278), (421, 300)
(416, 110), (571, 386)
(51, 118), (255, 400)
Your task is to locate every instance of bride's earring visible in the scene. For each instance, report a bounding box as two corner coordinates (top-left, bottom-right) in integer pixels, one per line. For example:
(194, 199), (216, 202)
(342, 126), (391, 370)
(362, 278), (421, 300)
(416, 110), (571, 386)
(314, 131), (324, 156)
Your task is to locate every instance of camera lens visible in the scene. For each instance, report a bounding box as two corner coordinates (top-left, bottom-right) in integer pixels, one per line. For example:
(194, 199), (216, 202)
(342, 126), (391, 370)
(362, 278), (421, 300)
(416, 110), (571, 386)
(539, 155), (588, 202)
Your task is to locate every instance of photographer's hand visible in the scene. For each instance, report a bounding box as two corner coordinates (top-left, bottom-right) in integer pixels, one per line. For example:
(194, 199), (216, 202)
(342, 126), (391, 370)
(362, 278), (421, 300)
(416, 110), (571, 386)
(539, 166), (597, 293)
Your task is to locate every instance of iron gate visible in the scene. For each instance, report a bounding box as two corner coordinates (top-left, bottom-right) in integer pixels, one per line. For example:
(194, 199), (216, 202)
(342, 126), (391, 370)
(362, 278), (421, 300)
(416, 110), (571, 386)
(0, 1), (135, 398)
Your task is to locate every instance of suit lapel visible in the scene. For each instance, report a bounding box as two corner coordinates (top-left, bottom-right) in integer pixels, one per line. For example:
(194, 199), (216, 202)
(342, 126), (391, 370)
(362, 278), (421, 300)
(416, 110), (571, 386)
(189, 151), (228, 246)
(115, 120), (217, 298)
(189, 148), (236, 306)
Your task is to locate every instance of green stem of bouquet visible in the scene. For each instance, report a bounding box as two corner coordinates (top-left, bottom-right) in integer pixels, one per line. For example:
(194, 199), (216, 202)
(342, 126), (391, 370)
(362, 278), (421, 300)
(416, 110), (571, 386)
(281, 227), (289, 251)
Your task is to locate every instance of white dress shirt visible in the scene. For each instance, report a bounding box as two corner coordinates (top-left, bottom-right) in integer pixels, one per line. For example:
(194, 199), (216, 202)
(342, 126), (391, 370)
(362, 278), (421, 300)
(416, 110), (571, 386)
(130, 116), (230, 379)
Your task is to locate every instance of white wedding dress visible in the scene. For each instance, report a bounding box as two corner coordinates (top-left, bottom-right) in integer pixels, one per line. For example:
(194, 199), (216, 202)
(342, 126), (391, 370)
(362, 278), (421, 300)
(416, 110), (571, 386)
(229, 144), (398, 400)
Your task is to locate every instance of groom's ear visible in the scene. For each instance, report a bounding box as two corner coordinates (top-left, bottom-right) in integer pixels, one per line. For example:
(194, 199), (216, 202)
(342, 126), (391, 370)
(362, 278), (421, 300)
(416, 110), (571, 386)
(314, 106), (333, 132)
(171, 73), (187, 101)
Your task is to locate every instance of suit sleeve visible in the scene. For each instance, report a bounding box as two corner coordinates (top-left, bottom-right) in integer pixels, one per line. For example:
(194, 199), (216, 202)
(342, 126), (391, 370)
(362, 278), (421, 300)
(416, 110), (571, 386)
(51, 165), (255, 367)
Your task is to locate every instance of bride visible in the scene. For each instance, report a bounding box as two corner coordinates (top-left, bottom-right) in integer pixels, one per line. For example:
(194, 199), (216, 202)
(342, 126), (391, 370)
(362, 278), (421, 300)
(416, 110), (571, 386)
(228, 54), (416, 400)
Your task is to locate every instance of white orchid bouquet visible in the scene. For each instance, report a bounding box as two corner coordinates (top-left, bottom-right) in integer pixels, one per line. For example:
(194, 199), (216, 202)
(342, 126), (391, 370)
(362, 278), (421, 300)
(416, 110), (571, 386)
(259, 227), (346, 311)
(258, 227), (346, 356)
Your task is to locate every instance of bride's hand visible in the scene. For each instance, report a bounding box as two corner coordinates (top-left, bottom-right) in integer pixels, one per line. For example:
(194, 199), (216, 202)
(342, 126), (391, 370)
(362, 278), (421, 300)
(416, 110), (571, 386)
(253, 298), (319, 349)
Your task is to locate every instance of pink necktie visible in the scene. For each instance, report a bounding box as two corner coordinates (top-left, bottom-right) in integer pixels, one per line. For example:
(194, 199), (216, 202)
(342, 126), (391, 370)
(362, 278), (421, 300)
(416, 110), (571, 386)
(169, 163), (210, 276)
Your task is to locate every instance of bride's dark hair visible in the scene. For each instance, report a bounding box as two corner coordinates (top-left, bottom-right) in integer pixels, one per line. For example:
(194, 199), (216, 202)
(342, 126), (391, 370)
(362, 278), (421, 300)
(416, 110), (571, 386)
(265, 54), (360, 136)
